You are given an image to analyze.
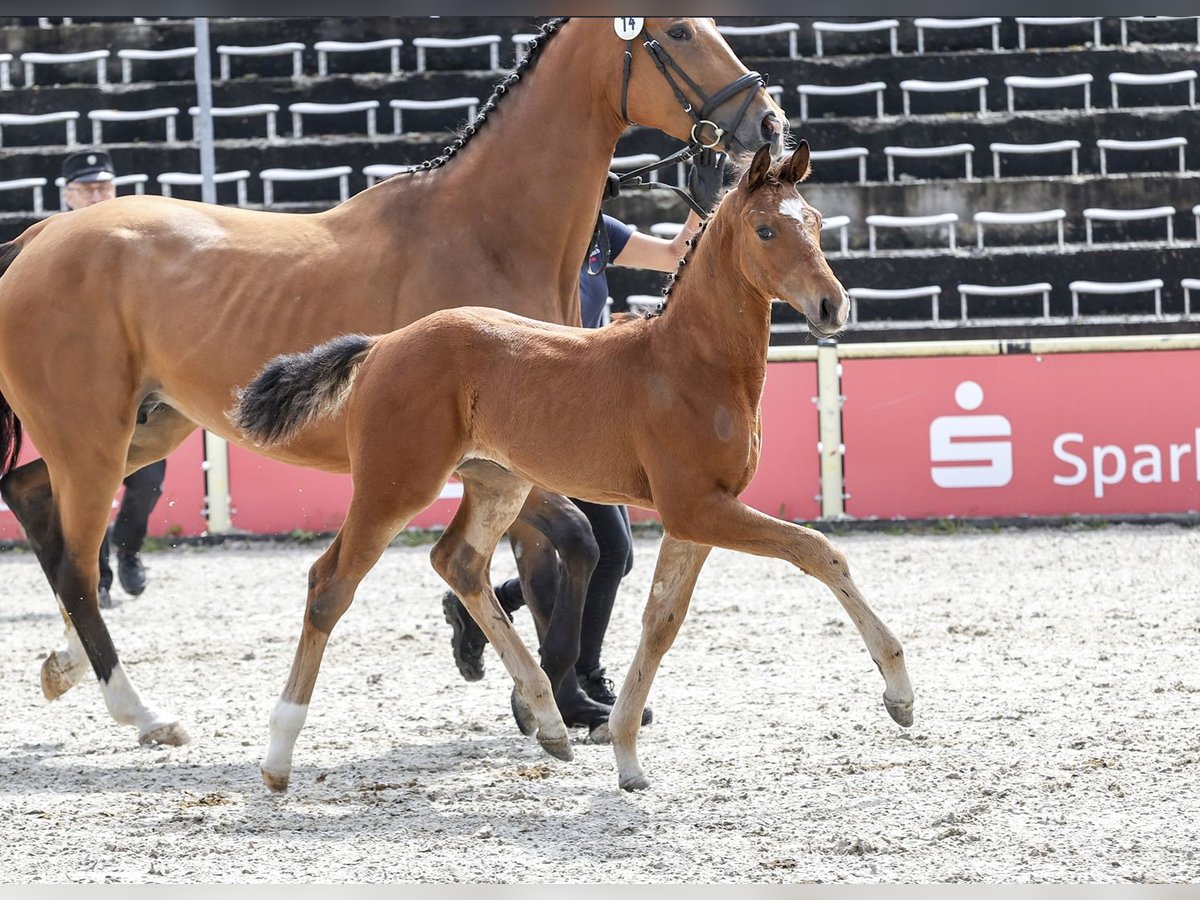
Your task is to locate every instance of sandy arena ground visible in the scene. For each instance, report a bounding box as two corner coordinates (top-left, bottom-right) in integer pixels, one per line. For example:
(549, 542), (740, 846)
(0, 524), (1197, 883)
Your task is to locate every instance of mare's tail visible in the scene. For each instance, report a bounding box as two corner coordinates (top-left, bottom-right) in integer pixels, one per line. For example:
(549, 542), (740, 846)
(0, 243), (25, 475)
(232, 334), (377, 447)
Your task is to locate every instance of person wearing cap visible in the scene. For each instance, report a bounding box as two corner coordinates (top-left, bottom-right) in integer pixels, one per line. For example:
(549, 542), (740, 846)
(61, 149), (167, 609)
(62, 149), (118, 210)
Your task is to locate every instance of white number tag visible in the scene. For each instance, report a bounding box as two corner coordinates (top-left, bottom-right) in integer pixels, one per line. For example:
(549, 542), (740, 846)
(614, 17), (644, 40)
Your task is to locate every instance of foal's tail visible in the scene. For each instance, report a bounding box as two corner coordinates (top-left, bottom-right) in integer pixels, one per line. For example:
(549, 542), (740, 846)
(232, 333), (377, 447)
(0, 243), (25, 475)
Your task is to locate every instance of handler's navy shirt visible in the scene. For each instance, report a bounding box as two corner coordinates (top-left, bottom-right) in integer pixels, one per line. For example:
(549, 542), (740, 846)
(580, 215), (634, 329)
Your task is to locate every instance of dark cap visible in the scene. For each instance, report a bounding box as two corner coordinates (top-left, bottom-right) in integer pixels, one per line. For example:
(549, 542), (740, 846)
(62, 149), (116, 184)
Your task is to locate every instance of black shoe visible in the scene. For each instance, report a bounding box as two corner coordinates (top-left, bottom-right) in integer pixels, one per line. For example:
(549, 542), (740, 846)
(442, 591), (487, 682)
(578, 666), (653, 726)
(98, 585), (118, 610)
(117, 552), (146, 596)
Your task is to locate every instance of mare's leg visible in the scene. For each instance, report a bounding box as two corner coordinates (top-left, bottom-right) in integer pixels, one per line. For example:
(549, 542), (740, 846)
(608, 535), (711, 790)
(429, 462), (571, 762)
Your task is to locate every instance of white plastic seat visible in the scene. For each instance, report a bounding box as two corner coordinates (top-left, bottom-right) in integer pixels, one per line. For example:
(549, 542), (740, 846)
(289, 100), (379, 138)
(157, 170), (252, 206)
(117, 47), (197, 83)
(363, 164), (418, 187)
(413, 35), (501, 72)
(1181, 278), (1200, 316)
(314, 39), (404, 76)
(1017, 17), (1103, 50)
(389, 97), (479, 134)
(1109, 70), (1198, 109)
(812, 19), (899, 57)
(0, 176), (48, 214)
(88, 107), (179, 144)
(650, 223), (682, 239)
(913, 17), (1001, 54)
(797, 82), (887, 121)
(973, 209), (1066, 249)
(884, 143), (975, 181)
(1083, 206), (1176, 245)
(1097, 137), (1187, 175)
(717, 22), (801, 59)
(54, 173), (147, 211)
(610, 153), (663, 183)
(259, 166), (352, 208)
(1005, 73), (1092, 112)
(866, 212), (959, 252)
(20, 49), (109, 86)
(1069, 279), (1164, 319)
(1, 53), (14, 91)
(0, 111), (79, 147)
(899, 77), (988, 115)
(511, 33), (538, 65)
(957, 282), (1054, 322)
(822, 215), (851, 255)
(1119, 17), (1200, 47)
(216, 42), (305, 80)
(989, 139), (1081, 178)
(810, 147), (869, 184)
(847, 286), (943, 325)
(626, 294), (665, 316)
(188, 103), (280, 141)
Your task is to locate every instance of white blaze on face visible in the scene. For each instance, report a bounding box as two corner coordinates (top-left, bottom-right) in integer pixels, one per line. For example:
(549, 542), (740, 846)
(779, 197), (810, 228)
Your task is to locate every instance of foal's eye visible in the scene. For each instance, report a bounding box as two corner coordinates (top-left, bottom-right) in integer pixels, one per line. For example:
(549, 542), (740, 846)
(756, 225), (776, 240)
(667, 25), (692, 40)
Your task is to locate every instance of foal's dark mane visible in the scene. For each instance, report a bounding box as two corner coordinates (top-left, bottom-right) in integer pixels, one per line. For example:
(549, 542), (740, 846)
(414, 17), (569, 174)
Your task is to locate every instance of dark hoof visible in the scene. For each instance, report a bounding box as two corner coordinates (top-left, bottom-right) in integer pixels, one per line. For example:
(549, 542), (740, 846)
(510, 686), (537, 736)
(884, 693), (914, 728)
(442, 591), (486, 682)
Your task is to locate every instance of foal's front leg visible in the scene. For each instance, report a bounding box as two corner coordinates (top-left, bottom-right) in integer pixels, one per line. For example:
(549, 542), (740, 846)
(667, 493), (915, 728)
(609, 535), (711, 791)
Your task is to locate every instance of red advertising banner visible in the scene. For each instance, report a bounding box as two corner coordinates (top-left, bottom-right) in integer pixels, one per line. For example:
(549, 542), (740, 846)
(0, 433), (208, 541)
(629, 360), (821, 525)
(842, 350), (1200, 519)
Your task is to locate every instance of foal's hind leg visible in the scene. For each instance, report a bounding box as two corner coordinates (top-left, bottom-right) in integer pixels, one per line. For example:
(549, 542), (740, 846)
(430, 463), (571, 762)
(608, 535), (711, 791)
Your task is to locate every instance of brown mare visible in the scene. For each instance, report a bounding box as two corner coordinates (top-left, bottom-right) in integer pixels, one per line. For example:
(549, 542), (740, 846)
(0, 18), (785, 749)
(234, 143), (915, 793)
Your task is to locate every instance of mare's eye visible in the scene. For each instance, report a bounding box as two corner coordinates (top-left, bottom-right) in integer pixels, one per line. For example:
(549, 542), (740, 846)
(667, 25), (691, 40)
(756, 225), (776, 240)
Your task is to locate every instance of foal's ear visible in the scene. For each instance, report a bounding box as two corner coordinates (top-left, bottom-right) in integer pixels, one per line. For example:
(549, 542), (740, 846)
(783, 140), (812, 184)
(746, 143), (773, 193)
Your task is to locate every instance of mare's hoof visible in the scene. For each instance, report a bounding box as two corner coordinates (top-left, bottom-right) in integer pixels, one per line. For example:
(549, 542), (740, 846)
(588, 721), (612, 744)
(510, 687), (537, 736)
(40, 651), (85, 701)
(139, 721), (191, 747)
(620, 773), (651, 792)
(884, 694), (914, 728)
(537, 730), (573, 762)
(261, 766), (290, 793)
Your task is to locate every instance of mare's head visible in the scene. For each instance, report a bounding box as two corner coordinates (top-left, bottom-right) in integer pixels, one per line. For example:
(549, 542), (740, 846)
(610, 17), (785, 157)
(719, 142), (849, 338)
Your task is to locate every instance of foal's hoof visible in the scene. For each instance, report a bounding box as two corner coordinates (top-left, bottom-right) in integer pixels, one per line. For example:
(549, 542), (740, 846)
(138, 721), (191, 747)
(261, 766), (290, 793)
(588, 721), (612, 744)
(510, 687), (537, 737)
(619, 773), (651, 792)
(884, 693), (914, 728)
(39, 651), (86, 701)
(537, 729), (573, 762)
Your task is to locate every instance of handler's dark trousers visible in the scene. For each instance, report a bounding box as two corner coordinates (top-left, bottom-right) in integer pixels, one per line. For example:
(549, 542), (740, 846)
(98, 460), (166, 590)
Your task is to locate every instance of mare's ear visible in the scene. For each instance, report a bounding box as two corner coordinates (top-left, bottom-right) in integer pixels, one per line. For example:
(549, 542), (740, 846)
(746, 143), (772, 193)
(783, 140), (812, 183)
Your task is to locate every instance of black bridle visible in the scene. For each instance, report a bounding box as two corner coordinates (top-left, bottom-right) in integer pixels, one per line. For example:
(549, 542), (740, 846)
(587, 22), (769, 276)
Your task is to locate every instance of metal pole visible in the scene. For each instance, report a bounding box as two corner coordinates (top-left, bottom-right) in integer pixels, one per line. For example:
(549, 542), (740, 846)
(194, 16), (232, 534)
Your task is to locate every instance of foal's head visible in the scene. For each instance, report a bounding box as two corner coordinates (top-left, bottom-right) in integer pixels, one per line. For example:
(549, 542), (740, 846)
(720, 142), (848, 337)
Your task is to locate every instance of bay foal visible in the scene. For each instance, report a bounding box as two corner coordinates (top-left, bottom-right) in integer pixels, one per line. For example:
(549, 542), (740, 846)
(234, 143), (914, 792)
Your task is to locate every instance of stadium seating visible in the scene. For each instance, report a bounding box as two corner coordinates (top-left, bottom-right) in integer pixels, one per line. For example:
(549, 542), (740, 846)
(913, 17), (1001, 54)
(812, 20), (899, 57)
(899, 77), (989, 115)
(88, 107), (179, 144)
(389, 97), (479, 134)
(1096, 137), (1187, 175)
(1108, 70), (1197, 109)
(117, 46), (197, 83)
(1083, 206), (1175, 245)
(1016, 17), (1103, 50)
(314, 38), (403, 77)
(413, 35), (500, 72)
(848, 286), (943, 326)
(884, 143), (974, 182)
(810, 147), (869, 184)
(20, 49), (109, 86)
(797, 82), (886, 121)
(1119, 16), (1200, 47)
(260, 166), (352, 208)
(717, 22), (801, 60)
(0, 52), (10, 90)
(957, 282), (1053, 322)
(0, 176), (47, 214)
(973, 209), (1066, 249)
(157, 169), (251, 206)
(188, 103), (280, 141)
(289, 100), (379, 138)
(989, 140), (1081, 178)
(1069, 278), (1163, 319)
(0, 110), (79, 146)
(1004, 73), (1092, 113)
(866, 213), (959, 252)
(216, 42), (305, 80)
